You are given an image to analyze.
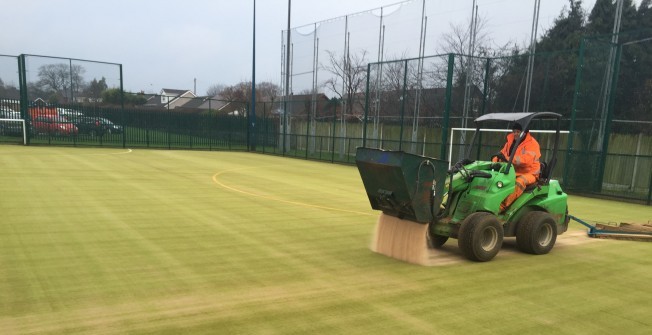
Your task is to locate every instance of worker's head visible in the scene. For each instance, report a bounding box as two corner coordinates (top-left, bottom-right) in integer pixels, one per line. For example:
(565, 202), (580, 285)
(512, 122), (530, 136)
(512, 122), (523, 136)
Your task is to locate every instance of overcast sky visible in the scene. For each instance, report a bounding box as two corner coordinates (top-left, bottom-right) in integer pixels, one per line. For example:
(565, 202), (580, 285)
(1, 0), (616, 96)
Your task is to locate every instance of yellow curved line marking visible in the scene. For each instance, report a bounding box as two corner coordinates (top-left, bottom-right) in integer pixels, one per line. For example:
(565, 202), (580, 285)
(116, 148), (133, 154)
(212, 168), (374, 217)
(80, 148), (133, 156)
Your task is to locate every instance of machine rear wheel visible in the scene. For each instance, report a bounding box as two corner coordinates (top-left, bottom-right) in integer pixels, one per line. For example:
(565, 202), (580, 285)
(458, 212), (504, 262)
(516, 211), (557, 255)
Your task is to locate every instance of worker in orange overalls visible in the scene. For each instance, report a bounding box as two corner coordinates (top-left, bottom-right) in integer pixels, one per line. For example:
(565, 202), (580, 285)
(492, 122), (541, 213)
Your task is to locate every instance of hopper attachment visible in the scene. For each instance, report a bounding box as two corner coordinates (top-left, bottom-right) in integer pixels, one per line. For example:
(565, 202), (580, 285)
(355, 147), (449, 224)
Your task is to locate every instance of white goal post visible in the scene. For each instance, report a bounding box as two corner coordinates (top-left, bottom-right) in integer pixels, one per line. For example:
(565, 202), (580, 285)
(0, 118), (27, 145)
(449, 128), (570, 169)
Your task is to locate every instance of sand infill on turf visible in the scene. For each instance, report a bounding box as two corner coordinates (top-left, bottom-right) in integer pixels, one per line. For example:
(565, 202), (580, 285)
(370, 213), (601, 266)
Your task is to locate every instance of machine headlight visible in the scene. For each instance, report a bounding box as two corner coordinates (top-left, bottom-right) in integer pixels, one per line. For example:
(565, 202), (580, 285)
(496, 181), (504, 188)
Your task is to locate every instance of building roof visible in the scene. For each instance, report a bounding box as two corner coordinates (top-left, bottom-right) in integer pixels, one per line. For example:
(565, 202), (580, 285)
(161, 88), (192, 96)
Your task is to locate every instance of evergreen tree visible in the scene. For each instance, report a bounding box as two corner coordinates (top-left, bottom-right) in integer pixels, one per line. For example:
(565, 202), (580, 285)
(491, 1), (586, 115)
(538, 0), (586, 52)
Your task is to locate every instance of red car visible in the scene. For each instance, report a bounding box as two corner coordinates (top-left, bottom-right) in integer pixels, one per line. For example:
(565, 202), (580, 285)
(31, 116), (78, 136)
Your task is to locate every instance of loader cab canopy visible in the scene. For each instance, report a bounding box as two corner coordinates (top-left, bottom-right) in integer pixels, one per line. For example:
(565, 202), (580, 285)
(473, 112), (562, 133)
(467, 112), (563, 181)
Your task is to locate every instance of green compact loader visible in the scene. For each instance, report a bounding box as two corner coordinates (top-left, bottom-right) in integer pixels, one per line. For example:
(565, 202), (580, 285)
(356, 112), (570, 262)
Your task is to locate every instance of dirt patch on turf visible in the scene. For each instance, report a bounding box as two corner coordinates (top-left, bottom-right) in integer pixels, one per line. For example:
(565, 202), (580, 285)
(370, 214), (602, 266)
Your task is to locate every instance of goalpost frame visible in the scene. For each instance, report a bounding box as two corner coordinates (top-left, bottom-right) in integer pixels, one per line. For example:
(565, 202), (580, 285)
(0, 118), (27, 145)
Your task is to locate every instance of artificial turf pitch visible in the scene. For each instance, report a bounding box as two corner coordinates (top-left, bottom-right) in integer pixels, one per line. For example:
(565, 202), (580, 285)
(1, 145), (651, 334)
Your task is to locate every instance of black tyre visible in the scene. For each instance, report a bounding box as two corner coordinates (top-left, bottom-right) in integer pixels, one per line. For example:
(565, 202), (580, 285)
(516, 211), (557, 255)
(458, 212), (504, 262)
(426, 226), (448, 249)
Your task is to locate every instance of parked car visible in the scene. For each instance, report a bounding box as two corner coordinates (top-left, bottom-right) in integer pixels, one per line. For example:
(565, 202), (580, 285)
(31, 115), (78, 136)
(0, 108), (23, 136)
(67, 116), (123, 136)
(96, 117), (123, 135)
(57, 108), (84, 118)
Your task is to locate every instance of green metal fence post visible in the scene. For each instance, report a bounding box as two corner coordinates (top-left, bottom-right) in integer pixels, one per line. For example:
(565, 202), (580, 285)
(305, 103), (310, 159)
(476, 57), (491, 160)
(480, 57), (490, 117)
(362, 62), (371, 148)
(647, 169), (652, 205)
(440, 53), (455, 160)
(539, 54), (552, 111)
(398, 60), (408, 151)
(69, 59), (74, 104)
(18, 55), (30, 145)
(283, 100), (288, 156)
(565, 39), (586, 186)
(263, 103), (267, 153)
(246, 101), (251, 151)
(597, 44), (622, 191)
(167, 99), (171, 150)
(120, 65), (126, 149)
(331, 100), (337, 163)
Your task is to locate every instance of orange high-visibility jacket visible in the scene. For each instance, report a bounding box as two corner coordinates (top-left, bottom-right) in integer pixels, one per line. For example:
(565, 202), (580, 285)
(495, 132), (541, 176)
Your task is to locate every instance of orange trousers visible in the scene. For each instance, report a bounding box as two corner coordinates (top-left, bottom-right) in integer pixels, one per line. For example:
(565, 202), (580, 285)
(500, 173), (537, 212)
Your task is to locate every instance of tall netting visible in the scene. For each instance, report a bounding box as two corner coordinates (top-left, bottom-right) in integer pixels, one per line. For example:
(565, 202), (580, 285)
(484, 50), (579, 178)
(276, 0), (470, 163)
(364, 55), (453, 159)
(21, 55), (122, 103)
(1, 5), (650, 204)
(565, 37), (613, 193)
(0, 55), (22, 144)
(361, 36), (650, 204)
(568, 32), (652, 202)
(18, 55), (123, 146)
(363, 52), (572, 162)
(0, 55), (19, 105)
(606, 33), (652, 202)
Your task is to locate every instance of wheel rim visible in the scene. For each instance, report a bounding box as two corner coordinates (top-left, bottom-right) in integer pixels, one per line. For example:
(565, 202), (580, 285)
(537, 224), (553, 246)
(481, 226), (498, 251)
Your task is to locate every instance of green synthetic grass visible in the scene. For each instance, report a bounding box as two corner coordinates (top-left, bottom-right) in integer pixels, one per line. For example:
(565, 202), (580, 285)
(1, 145), (651, 334)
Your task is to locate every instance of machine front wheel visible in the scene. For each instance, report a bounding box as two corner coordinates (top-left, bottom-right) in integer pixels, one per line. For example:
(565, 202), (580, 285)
(516, 211), (557, 255)
(458, 212), (504, 262)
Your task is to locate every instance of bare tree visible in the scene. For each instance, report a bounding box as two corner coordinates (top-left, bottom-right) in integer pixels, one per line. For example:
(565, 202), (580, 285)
(219, 82), (249, 102)
(219, 81), (281, 102)
(216, 81), (282, 115)
(256, 81), (282, 103)
(437, 16), (490, 89)
(372, 58), (418, 118)
(206, 84), (226, 97)
(36, 63), (86, 101)
(321, 49), (369, 120)
(437, 14), (513, 84)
